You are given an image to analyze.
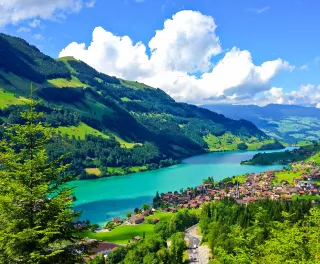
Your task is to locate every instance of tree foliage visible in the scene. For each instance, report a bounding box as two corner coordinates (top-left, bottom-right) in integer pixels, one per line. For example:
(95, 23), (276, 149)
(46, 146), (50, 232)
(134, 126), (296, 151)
(0, 94), (87, 263)
(199, 199), (319, 264)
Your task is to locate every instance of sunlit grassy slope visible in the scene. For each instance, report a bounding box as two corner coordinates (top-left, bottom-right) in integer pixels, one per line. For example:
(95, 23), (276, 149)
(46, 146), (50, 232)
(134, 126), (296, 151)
(85, 168), (102, 177)
(48, 76), (87, 88)
(56, 122), (109, 140)
(78, 224), (155, 244)
(0, 89), (28, 108)
(56, 122), (137, 149)
(203, 132), (275, 151)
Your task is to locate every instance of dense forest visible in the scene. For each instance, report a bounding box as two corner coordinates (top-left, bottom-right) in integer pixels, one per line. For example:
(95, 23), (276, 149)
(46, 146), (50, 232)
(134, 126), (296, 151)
(200, 199), (320, 263)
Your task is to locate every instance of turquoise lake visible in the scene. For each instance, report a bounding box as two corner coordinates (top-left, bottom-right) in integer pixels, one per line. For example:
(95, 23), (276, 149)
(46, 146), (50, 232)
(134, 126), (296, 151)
(71, 148), (293, 226)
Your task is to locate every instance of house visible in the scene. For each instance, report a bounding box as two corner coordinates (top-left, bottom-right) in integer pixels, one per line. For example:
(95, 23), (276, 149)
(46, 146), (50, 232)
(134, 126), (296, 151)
(132, 236), (141, 242)
(142, 209), (152, 216)
(113, 217), (122, 224)
(129, 215), (145, 225)
(90, 241), (118, 256)
(152, 218), (160, 224)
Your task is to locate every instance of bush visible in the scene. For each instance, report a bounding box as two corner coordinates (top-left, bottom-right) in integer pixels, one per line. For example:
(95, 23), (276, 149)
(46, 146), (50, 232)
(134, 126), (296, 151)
(237, 142), (248, 150)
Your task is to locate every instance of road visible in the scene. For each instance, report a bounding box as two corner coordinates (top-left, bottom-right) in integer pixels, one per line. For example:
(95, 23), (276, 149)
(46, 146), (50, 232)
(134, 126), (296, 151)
(184, 224), (209, 264)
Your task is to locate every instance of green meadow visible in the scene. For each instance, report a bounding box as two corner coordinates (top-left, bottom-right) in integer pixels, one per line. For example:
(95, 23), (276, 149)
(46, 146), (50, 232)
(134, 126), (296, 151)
(77, 224), (155, 244)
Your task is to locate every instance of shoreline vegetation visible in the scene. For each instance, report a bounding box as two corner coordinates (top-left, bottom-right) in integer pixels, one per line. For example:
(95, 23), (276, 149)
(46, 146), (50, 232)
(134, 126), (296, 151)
(241, 143), (320, 165)
(82, 139), (286, 180)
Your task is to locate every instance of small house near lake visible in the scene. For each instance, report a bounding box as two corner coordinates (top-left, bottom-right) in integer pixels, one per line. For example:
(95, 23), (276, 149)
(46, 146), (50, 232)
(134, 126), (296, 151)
(129, 215), (145, 225)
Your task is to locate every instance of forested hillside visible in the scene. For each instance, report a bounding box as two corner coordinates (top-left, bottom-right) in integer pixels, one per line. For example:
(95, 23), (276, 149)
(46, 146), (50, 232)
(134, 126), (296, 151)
(200, 199), (320, 264)
(202, 103), (320, 143)
(0, 33), (274, 179)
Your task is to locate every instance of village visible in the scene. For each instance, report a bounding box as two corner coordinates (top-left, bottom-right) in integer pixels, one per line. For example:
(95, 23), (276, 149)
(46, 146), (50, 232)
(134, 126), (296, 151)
(158, 162), (320, 208)
(77, 161), (320, 259)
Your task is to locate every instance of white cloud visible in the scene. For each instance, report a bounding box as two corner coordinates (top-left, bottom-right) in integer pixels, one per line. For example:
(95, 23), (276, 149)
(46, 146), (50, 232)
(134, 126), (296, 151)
(85, 0), (96, 8)
(199, 47), (293, 99)
(17, 27), (31, 33)
(149, 10), (221, 73)
(0, 0), (94, 27)
(249, 6), (270, 14)
(59, 10), (294, 103)
(29, 19), (41, 28)
(316, 103), (320, 108)
(60, 26), (150, 80)
(262, 84), (320, 106)
(300, 64), (308, 70)
(33, 33), (44, 40)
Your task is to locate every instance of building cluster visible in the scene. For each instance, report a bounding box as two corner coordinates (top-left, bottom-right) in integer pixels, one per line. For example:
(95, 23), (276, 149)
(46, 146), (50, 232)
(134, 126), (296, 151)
(159, 165), (320, 207)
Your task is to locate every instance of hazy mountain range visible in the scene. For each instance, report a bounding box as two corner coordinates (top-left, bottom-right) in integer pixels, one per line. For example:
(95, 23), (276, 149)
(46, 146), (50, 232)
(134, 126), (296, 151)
(202, 104), (320, 143)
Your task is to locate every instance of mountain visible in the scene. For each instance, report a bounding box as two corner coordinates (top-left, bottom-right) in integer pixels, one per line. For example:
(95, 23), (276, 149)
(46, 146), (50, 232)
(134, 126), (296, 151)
(201, 103), (320, 144)
(0, 33), (272, 178)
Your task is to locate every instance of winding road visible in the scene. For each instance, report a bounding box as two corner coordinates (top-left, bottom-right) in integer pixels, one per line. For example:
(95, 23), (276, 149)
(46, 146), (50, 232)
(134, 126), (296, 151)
(184, 225), (210, 264)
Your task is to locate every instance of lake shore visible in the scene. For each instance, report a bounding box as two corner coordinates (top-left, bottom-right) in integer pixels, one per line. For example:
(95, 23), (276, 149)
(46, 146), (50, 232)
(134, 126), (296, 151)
(70, 148), (294, 226)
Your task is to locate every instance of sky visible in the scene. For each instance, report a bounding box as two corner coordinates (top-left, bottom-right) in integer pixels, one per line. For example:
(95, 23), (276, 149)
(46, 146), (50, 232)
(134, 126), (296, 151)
(1, 0), (320, 107)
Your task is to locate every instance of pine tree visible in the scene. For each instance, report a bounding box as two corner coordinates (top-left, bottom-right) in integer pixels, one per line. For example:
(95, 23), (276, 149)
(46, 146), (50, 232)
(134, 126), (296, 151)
(0, 88), (88, 263)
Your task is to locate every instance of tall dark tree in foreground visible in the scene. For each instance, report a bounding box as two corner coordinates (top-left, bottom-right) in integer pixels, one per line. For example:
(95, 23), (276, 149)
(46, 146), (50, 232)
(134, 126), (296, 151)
(0, 89), (87, 263)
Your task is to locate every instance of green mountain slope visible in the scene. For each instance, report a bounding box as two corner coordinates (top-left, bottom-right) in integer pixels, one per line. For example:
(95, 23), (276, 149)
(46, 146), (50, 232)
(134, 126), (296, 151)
(202, 103), (320, 144)
(0, 33), (272, 178)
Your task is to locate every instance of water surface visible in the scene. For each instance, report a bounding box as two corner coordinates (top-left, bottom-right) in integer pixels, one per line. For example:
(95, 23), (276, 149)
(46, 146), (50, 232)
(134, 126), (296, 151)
(72, 148), (293, 225)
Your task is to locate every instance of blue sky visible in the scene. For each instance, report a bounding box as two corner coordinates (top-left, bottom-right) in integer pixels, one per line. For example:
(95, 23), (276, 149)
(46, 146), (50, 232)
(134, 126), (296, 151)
(1, 0), (320, 106)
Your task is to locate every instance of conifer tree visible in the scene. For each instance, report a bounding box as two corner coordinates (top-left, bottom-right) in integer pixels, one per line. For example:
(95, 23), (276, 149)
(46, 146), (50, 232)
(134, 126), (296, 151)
(0, 87), (88, 263)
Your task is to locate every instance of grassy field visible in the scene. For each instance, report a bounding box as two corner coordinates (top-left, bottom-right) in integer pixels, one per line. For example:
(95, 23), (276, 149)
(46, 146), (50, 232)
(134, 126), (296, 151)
(85, 168), (102, 177)
(56, 122), (109, 140)
(232, 174), (248, 184)
(0, 90), (28, 108)
(121, 97), (141, 102)
(306, 150), (320, 165)
(78, 209), (201, 244)
(203, 133), (274, 151)
(145, 212), (174, 222)
(56, 122), (138, 149)
(77, 224), (155, 244)
(120, 79), (152, 90)
(106, 165), (148, 175)
(48, 76), (87, 88)
(57, 57), (79, 74)
(112, 134), (139, 148)
(292, 194), (320, 201)
(273, 170), (307, 184)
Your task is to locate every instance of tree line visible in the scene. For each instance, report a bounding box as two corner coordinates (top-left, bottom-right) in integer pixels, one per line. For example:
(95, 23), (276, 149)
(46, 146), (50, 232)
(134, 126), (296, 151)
(199, 198), (320, 263)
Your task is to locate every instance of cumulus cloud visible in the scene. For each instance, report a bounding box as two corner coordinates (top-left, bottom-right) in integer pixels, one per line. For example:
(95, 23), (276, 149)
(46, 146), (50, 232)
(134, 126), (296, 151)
(0, 0), (94, 27)
(149, 10), (221, 73)
(59, 10), (294, 103)
(262, 84), (320, 106)
(199, 47), (293, 99)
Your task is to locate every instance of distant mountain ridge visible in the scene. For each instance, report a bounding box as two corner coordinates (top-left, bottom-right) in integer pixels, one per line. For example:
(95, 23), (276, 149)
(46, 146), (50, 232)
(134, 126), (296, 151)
(0, 33), (273, 178)
(202, 103), (320, 143)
